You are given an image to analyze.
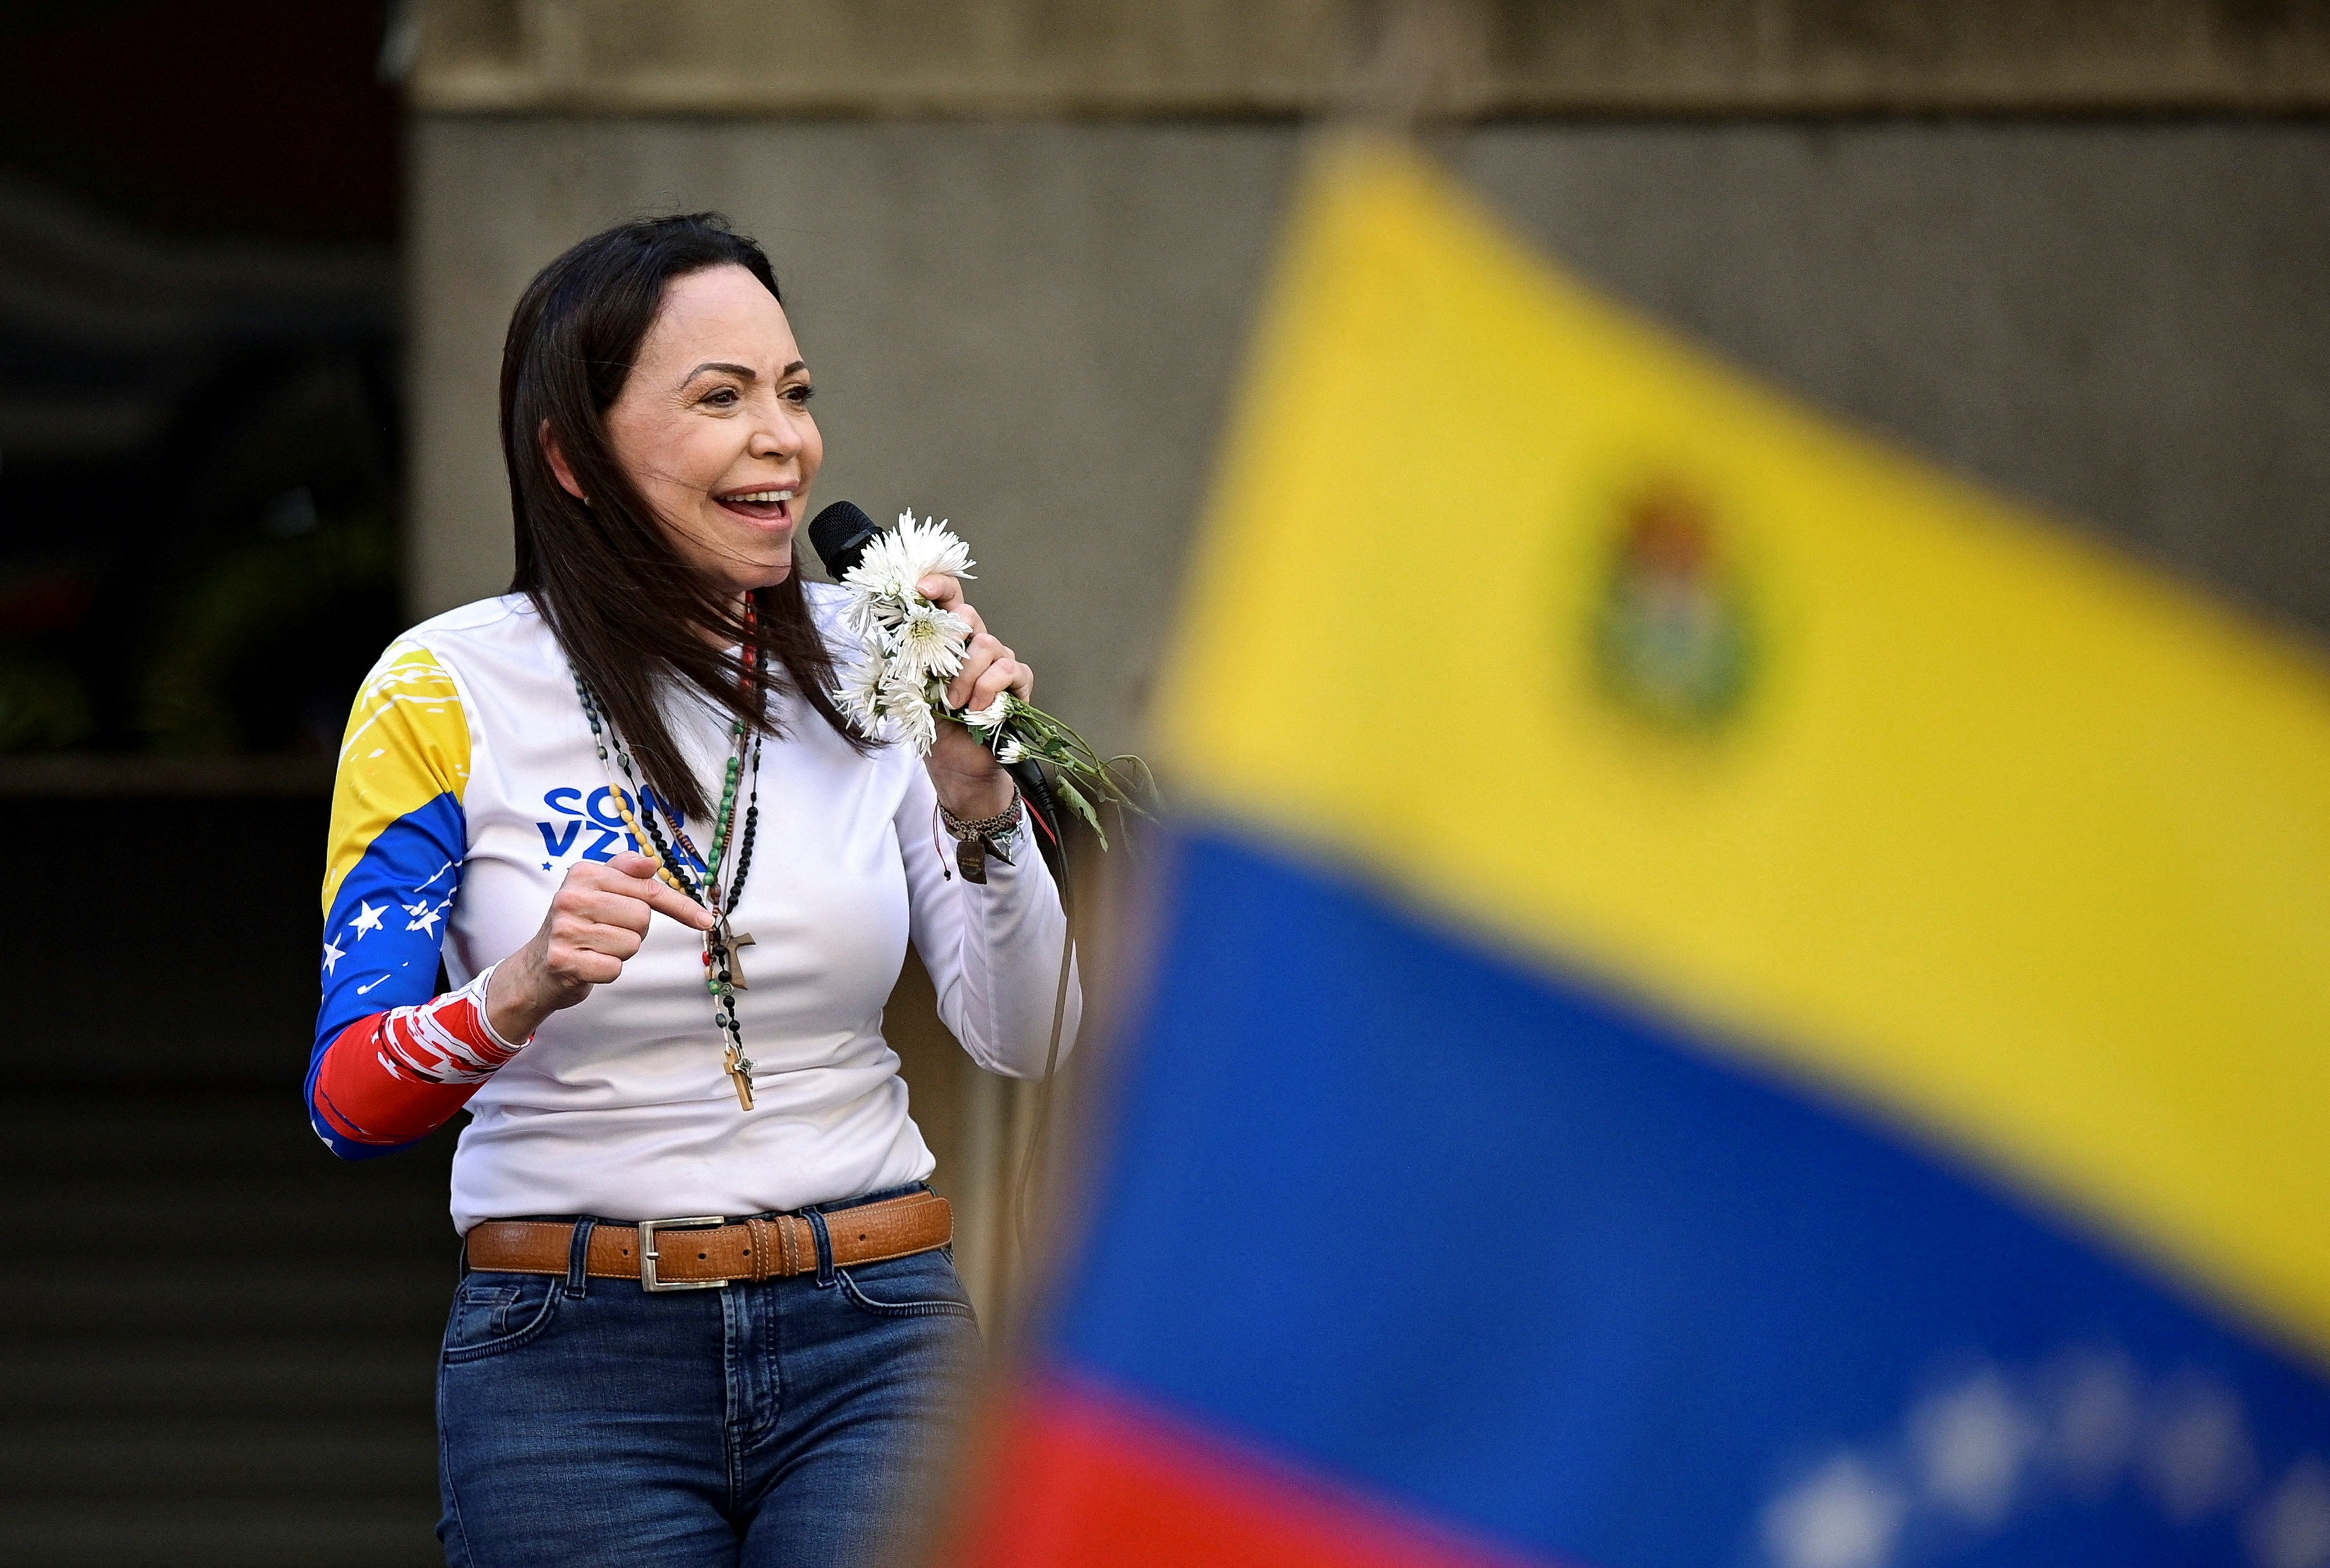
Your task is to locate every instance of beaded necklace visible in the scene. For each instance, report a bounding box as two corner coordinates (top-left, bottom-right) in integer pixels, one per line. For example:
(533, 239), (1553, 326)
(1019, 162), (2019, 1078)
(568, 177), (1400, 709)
(573, 634), (767, 1111)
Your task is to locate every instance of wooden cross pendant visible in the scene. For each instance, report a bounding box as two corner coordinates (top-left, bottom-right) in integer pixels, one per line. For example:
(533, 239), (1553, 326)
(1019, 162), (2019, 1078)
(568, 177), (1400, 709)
(724, 1044), (757, 1111)
(717, 923), (756, 989)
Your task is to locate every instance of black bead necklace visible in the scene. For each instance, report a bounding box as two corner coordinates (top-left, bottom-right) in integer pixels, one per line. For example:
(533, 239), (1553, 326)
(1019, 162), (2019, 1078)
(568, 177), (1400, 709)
(572, 640), (767, 1111)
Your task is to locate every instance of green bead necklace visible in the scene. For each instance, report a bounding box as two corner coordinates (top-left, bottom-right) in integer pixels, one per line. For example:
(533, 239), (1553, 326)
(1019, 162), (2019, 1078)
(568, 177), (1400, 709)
(573, 640), (766, 1110)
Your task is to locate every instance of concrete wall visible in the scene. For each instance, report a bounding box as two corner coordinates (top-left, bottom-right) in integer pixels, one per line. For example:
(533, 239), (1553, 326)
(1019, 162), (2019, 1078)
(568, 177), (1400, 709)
(408, 119), (1294, 754)
(411, 0), (2330, 114)
(404, 6), (2330, 1319)
(1453, 122), (2330, 645)
(411, 117), (2330, 762)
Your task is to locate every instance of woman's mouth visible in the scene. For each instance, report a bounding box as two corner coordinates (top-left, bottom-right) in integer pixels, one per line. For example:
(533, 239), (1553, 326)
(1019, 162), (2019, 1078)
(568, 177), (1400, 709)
(715, 487), (795, 526)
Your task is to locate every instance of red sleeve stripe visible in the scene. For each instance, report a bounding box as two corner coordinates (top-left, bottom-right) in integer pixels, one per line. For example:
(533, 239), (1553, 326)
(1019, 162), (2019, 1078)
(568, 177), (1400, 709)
(311, 967), (529, 1146)
(374, 968), (525, 1085)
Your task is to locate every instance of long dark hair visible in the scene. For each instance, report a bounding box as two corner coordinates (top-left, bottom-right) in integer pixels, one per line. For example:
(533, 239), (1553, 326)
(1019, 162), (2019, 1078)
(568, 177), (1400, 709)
(501, 213), (865, 823)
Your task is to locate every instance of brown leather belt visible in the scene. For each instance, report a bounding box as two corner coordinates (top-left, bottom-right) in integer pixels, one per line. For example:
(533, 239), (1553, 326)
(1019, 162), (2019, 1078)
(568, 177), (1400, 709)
(462, 1191), (952, 1292)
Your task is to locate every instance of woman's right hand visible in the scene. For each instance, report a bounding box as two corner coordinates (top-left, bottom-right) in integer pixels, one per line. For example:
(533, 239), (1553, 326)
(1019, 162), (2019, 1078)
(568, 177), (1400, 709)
(486, 851), (714, 1043)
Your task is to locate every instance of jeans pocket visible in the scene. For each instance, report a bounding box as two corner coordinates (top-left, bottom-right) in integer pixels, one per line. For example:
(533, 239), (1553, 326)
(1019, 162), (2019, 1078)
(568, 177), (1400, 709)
(443, 1271), (563, 1363)
(835, 1249), (978, 1320)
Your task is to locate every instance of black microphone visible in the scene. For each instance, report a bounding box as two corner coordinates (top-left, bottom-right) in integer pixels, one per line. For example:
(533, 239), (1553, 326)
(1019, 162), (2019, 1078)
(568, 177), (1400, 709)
(805, 501), (1069, 862)
(807, 500), (882, 583)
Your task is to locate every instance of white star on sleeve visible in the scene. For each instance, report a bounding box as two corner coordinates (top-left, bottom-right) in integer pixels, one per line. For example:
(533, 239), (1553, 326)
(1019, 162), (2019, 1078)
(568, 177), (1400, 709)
(404, 900), (443, 935)
(322, 940), (345, 975)
(349, 901), (386, 937)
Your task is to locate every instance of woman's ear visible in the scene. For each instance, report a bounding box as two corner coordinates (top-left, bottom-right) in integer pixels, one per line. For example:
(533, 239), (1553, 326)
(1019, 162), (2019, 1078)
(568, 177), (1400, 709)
(541, 420), (587, 503)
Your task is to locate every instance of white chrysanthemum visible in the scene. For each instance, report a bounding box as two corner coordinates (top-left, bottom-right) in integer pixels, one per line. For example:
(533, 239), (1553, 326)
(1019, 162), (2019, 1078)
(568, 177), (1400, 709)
(963, 691), (1014, 729)
(895, 601), (971, 681)
(830, 650), (888, 733)
(842, 588), (906, 642)
(879, 673), (937, 755)
(840, 546), (906, 604)
(891, 509), (975, 587)
(843, 510), (974, 604)
(995, 737), (1026, 765)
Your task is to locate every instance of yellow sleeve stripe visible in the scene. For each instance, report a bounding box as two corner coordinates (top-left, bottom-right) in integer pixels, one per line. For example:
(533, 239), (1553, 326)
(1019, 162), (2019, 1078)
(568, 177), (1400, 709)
(322, 642), (472, 914)
(1156, 140), (2330, 1361)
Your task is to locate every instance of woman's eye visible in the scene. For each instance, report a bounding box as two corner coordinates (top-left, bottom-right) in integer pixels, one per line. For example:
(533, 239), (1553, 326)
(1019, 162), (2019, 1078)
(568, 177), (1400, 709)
(786, 385), (815, 406)
(703, 387), (740, 407)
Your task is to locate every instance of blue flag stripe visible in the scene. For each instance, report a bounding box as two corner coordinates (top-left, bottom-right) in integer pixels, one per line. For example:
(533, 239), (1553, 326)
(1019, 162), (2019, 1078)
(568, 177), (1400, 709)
(1050, 830), (2330, 1568)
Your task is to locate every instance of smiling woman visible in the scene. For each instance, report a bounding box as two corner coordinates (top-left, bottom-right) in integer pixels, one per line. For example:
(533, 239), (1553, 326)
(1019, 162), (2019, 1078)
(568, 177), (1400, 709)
(559, 281), (821, 606)
(301, 214), (1077, 1567)
(501, 220), (861, 826)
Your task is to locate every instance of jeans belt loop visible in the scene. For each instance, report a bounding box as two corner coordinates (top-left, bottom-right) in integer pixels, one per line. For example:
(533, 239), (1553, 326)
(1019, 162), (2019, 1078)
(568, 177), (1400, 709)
(805, 1207), (836, 1286)
(565, 1216), (598, 1299)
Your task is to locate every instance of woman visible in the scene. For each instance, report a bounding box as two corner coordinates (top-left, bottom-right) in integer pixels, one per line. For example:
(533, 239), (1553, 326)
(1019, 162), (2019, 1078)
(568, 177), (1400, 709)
(304, 213), (1078, 1566)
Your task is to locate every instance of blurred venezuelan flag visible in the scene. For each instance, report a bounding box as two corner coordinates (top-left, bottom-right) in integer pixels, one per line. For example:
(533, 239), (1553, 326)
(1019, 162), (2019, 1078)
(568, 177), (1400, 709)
(952, 138), (2330, 1568)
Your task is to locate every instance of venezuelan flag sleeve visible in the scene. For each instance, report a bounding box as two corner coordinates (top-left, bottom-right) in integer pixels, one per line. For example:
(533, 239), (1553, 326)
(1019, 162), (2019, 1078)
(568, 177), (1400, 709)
(308, 640), (474, 1159)
(958, 141), (2330, 1568)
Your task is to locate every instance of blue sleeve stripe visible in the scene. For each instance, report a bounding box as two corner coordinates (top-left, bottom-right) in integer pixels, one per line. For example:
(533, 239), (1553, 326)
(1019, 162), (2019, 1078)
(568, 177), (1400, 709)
(313, 791), (467, 1062)
(302, 1080), (423, 1161)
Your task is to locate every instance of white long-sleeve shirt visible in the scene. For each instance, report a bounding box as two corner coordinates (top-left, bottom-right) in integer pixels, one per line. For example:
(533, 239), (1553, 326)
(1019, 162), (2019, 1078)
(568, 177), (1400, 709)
(306, 587), (1079, 1233)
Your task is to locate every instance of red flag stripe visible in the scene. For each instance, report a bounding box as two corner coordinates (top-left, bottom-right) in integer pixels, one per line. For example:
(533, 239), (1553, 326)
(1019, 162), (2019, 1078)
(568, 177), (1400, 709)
(953, 1373), (1572, 1568)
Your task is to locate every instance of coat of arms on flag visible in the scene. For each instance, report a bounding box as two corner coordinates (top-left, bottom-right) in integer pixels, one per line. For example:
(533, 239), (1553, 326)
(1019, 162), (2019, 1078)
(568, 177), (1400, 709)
(947, 138), (2330, 1568)
(1594, 486), (1754, 731)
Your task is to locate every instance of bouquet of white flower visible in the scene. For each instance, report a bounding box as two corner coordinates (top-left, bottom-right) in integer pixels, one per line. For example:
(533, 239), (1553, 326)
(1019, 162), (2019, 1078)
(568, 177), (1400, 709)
(829, 510), (1151, 846)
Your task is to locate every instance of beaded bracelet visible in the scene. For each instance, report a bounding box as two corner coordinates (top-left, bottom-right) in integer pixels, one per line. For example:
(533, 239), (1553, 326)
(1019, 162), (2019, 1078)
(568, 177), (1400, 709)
(939, 787), (1023, 842)
(939, 785), (1022, 885)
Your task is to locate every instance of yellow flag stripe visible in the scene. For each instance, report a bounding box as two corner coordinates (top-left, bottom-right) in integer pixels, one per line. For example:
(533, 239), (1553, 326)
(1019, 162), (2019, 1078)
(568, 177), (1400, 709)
(322, 642), (472, 914)
(1156, 140), (2330, 1360)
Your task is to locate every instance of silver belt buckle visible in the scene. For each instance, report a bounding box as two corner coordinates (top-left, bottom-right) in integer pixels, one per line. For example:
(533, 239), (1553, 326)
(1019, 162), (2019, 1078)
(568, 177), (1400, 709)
(637, 1215), (730, 1291)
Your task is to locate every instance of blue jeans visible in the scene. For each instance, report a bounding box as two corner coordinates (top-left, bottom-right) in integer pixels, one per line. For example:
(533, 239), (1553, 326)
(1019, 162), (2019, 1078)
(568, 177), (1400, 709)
(436, 1188), (982, 1567)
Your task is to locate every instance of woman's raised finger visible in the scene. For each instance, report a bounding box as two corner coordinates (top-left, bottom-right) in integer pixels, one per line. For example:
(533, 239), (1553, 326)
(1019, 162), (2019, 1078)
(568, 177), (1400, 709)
(574, 852), (713, 930)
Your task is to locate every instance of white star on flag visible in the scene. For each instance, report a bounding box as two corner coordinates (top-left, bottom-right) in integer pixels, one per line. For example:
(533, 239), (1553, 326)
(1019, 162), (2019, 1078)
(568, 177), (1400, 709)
(323, 940), (345, 975)
(349, 901), (386, 937)
(1765, 1454), (1906, 1568)
(405, 900), (443, 935)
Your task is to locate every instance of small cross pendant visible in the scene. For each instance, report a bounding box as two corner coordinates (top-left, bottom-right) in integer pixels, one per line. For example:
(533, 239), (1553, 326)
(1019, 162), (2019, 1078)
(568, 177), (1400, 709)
(725, 1044), (757, 1111)
(718, 923), (757, 989)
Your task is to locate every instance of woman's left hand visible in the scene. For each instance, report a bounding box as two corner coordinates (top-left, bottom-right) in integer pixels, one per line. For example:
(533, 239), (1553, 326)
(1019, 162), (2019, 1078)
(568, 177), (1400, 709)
(920, 572), (1033, 821)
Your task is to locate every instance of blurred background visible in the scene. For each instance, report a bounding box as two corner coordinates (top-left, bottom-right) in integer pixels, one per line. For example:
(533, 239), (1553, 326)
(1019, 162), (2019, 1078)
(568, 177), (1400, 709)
(1, 1), (2325, 1563)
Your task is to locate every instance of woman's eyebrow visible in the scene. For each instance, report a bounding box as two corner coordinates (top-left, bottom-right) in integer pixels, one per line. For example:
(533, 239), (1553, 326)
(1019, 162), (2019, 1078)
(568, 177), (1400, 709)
(678, 359), (808, 386)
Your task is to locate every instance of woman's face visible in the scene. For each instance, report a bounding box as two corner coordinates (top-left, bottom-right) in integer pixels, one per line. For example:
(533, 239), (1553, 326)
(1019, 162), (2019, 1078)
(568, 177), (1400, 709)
(598, 263), (822, 595)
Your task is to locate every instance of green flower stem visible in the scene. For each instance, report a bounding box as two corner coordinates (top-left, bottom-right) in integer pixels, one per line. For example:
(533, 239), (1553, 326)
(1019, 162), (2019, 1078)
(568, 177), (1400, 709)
(934, 691), (1158, 851)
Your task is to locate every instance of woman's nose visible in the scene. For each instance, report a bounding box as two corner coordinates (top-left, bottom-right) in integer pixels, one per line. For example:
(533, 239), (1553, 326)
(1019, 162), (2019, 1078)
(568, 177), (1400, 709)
(748, 409), (799, 464)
